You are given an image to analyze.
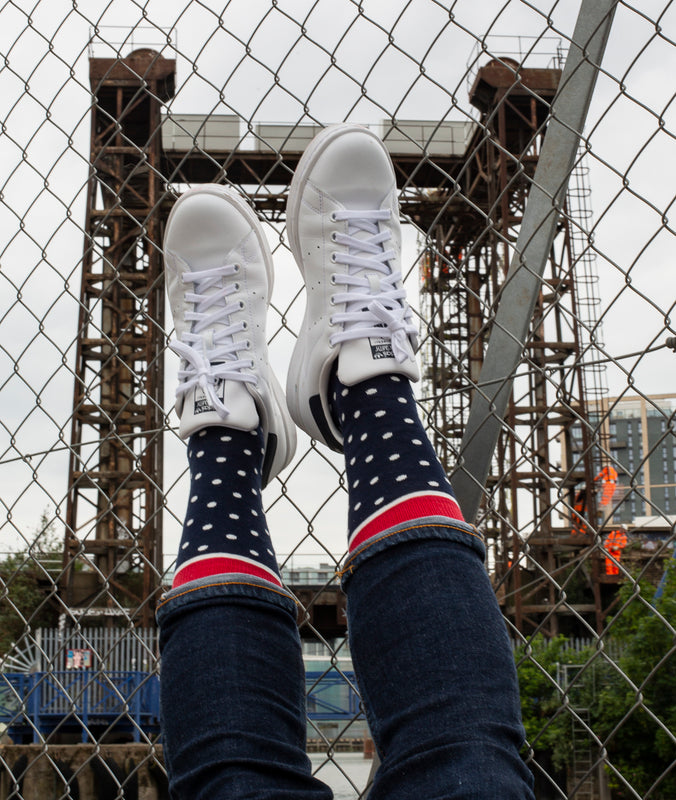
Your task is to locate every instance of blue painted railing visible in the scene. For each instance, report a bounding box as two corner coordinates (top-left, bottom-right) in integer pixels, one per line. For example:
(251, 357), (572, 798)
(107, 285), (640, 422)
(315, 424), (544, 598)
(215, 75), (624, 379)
(0, 671), (160, 743)
(0, 668), (362, 741)
(306, 670), (362, 720)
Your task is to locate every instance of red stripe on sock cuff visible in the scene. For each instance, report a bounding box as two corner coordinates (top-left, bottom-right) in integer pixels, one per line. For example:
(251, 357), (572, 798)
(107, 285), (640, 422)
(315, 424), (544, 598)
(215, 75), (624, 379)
(349, 494), (464, 553)
(172, 556), (283, 589)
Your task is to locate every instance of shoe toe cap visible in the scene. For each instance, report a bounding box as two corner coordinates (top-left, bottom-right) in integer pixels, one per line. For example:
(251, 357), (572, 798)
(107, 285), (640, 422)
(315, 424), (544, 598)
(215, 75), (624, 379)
(165, 192), (254, 269)
(309, 129), (395, 208)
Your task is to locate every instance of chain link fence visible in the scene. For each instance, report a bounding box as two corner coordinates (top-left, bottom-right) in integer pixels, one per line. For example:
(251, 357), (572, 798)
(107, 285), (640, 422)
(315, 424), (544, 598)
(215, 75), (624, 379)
(1, 0), (675, 797)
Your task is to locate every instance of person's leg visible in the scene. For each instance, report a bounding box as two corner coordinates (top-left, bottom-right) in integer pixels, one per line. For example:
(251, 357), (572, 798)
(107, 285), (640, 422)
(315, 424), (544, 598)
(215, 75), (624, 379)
(158, 186), (331, 800)
(286, 124), (534, 799)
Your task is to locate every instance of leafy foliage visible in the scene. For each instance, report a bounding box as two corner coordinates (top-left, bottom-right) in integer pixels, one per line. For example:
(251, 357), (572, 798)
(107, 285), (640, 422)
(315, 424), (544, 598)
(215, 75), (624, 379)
(0, 511), (62, 660)
(516, 564), (676, 799)
(594, 567), (676, 799)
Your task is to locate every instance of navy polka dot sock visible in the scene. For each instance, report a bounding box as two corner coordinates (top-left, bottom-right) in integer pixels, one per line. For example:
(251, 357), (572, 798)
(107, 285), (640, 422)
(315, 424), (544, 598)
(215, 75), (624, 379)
(330, 371), (465, 555)
(172, 426), (282, 589)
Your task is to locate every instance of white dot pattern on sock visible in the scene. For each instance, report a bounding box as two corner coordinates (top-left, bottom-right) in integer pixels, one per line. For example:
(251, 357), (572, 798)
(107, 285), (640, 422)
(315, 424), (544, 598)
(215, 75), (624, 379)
(176, 427), (281, 586)
(330, 374), (462, 539)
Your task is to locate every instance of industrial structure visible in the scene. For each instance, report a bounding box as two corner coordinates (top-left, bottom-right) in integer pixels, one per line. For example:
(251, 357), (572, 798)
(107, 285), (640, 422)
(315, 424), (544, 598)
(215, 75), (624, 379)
(60, 47), (670, 649)
(63, 51), (174, 627)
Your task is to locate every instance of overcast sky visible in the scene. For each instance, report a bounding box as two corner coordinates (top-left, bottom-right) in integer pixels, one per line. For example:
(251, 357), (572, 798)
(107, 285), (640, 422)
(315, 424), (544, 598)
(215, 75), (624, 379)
(1, 0), (675, 574)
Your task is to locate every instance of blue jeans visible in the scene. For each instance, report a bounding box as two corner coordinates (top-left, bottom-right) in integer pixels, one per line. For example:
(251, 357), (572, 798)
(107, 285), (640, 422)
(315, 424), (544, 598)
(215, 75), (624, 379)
(157, 519), (535, 799)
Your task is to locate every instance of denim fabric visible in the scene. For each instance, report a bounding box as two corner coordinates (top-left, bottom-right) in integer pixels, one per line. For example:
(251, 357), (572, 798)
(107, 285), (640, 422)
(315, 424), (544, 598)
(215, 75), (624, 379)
(342, 523), (535, 800)
(158, 524), (534, 800)
(157, 576), (333, 800)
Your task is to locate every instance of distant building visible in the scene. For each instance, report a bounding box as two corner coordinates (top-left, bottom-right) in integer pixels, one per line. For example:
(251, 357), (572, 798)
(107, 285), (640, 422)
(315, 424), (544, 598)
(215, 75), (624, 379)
(571, 393), (676, 525)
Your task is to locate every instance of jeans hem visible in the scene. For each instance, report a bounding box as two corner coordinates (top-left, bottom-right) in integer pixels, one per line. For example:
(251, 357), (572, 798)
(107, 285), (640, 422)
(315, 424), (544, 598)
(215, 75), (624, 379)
(340, 517), (485, 590)
(156, 573), (297, 626)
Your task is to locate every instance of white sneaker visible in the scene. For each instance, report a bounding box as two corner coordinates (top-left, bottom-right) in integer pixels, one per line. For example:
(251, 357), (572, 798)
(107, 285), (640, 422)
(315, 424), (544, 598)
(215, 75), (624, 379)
(164, 184), (296, 485)
(285, 124), (419, 451)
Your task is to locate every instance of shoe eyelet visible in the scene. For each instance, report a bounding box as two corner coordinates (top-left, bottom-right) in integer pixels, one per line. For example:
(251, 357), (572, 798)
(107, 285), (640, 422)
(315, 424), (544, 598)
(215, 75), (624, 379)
(233, 264), (241, 272)
(331, 231), (338, 242)
(239, 300), (245, 309)
(234, 282), (240, 291)
(328, 316), (335, 327)
(330, 253), (338, 263)
(330, 212), (338, 222)
(330, 274), (337, 285)
(241, 320), (248, 330)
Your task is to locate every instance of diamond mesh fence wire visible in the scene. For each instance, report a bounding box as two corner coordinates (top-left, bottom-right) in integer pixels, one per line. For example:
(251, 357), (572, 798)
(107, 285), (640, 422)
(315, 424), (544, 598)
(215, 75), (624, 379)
(0, 0), (675, 797)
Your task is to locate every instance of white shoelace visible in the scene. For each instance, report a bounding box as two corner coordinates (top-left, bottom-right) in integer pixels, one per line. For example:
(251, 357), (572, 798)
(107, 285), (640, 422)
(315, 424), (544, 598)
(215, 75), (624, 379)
(170, 258), (255, 419)
(328, 208), (417, 361)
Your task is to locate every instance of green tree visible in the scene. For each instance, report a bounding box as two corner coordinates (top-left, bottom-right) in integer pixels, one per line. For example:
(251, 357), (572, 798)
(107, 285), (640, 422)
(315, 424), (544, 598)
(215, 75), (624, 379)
(594, 566), (676, 799)
(516, 566), (676, 799)
(0, 511), (62, 661)
(516, 634), (596, 772)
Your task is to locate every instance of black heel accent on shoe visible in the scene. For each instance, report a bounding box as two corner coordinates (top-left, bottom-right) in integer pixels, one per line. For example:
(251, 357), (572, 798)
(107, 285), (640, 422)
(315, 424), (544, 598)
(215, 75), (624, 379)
(262, 432), (278, 487)
(310, 394), (343, 453)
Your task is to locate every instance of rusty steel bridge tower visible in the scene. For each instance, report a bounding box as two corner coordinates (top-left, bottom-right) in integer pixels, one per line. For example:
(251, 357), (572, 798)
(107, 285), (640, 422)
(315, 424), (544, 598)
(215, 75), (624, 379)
(64, 50), (173, 626)
(64, 49), (603, 635)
